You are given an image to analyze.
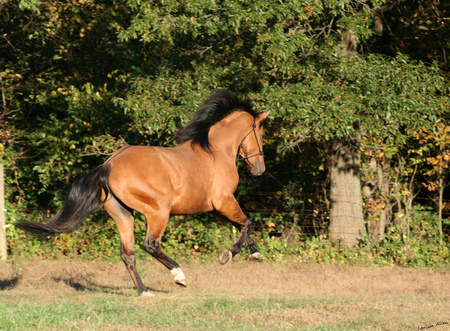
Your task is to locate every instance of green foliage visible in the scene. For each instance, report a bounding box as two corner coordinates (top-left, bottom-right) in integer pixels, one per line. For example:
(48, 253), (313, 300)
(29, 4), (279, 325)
(358, 205), (449, 267)
(6, 211), (120, 260)
(1, 0), (448, 265)
(270, 54), (446, 142)
(6, 206), (448, 269)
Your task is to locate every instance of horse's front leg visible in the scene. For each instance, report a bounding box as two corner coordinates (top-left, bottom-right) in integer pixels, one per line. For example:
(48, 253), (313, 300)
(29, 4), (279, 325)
(212, 196), (262, 264)
(243, 222), (263, 261)
(219, 218), (262, 264)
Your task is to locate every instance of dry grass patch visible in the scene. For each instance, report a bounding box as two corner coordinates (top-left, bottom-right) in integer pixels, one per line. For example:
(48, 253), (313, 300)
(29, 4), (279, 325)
(1, 259), (449, 330)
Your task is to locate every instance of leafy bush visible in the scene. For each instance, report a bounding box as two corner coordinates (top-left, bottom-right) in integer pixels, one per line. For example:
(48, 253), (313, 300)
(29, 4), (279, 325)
(6, 204), (448, 270)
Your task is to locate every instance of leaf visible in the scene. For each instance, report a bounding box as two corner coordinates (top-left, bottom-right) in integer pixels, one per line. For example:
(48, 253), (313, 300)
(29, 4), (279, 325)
(427, 157), (439, 165)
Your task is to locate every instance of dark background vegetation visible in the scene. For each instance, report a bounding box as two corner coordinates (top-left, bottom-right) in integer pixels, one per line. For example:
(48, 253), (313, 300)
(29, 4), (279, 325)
(1, 0), (449, 266)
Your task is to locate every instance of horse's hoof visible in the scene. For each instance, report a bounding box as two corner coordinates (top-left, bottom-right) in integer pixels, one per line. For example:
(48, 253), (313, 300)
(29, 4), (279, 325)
(176, 278), (187, 287)
(250, 252), (263, 261)
(140, 291), (156, 297)
(219, 250), (233, 265)
(171, 267), (186, 287)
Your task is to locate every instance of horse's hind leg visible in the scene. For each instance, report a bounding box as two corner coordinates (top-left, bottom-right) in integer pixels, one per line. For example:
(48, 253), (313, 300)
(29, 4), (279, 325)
(141, 212), (187, 287)
(103, 196), (154, 297)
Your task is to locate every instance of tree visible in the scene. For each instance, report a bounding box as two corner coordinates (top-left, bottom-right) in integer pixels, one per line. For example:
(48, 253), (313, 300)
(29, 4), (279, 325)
(1, 0), (448, 251)
(368, 0), (450, 72)
(275, 54), (446, 244)
(0, 0), (134, 206)
(114, 0), (448, 245)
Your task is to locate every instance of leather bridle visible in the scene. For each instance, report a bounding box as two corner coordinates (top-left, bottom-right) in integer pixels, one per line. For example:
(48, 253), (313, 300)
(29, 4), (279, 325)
(236, 118), (264, 163)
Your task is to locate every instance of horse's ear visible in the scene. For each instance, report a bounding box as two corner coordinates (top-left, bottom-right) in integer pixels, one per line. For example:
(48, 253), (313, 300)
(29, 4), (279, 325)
(258, 110), (270, 121)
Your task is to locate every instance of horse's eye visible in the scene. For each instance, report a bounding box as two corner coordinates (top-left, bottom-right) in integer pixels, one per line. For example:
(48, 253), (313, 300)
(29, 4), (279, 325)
(262, 134), (266, 140)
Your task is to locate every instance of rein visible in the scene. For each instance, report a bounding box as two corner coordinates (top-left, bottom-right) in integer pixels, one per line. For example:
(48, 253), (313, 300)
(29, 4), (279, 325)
(236, 118), (264, 163)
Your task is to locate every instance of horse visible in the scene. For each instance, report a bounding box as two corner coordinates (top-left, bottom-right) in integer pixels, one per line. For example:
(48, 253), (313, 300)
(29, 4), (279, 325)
(16, 90), (270, 296)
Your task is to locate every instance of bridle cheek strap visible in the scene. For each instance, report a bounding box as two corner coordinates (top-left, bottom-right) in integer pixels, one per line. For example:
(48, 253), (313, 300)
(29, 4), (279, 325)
(236, 118), (264, 163)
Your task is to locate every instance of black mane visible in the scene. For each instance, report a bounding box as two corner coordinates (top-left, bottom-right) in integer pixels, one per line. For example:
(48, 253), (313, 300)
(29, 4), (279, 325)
(175, 90), (259, 153)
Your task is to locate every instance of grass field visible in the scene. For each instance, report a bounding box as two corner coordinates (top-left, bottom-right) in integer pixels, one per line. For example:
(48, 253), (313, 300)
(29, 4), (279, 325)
(1, 258), (449, 330)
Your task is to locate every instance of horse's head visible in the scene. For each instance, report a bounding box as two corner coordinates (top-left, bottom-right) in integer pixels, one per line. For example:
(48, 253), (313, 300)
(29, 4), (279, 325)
(238, 111), (270, 176)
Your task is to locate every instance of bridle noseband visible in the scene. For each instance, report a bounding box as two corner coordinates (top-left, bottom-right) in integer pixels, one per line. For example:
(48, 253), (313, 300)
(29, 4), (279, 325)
(236, 118), (264, 163)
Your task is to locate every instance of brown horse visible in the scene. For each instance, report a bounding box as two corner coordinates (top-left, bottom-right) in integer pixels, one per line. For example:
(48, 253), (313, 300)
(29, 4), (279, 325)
(16, 90), (269, 296)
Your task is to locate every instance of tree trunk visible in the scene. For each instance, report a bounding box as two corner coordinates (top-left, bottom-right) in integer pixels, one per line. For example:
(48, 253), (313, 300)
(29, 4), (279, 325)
(329, 135), (365, 246)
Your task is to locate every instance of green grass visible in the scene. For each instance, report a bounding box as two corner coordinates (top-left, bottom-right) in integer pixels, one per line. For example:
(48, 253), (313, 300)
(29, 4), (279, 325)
(0, 295), (353, 330)
(0, 295), (295, 330)
(2, 292), (447, 330)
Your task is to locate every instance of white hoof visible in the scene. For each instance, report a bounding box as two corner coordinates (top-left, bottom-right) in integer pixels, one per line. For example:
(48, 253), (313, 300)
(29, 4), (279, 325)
(141, 291), (156, 297)
(250, 252), (263, 261)
(219, 250), (233, 265)
(171, 267), (187, 287)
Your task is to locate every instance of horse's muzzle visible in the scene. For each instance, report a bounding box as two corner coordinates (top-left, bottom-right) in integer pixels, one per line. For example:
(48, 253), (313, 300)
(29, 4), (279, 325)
(250, 162), (265, 176)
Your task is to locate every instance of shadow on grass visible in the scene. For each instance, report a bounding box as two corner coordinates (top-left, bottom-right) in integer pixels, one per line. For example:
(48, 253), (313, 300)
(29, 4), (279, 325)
(0, 276), (21, 290)
(52, 276), (168, 295)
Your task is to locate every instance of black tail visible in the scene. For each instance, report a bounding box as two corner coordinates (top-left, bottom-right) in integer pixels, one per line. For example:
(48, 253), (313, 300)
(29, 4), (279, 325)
(16, 164), (111, 237)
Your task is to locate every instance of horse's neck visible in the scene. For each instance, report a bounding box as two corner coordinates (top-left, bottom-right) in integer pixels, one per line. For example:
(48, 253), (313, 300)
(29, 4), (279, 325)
(208, 111), (253, 159)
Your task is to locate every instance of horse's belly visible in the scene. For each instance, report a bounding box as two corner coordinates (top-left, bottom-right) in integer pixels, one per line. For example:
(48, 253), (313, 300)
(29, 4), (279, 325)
(170, 194), (214, 216)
